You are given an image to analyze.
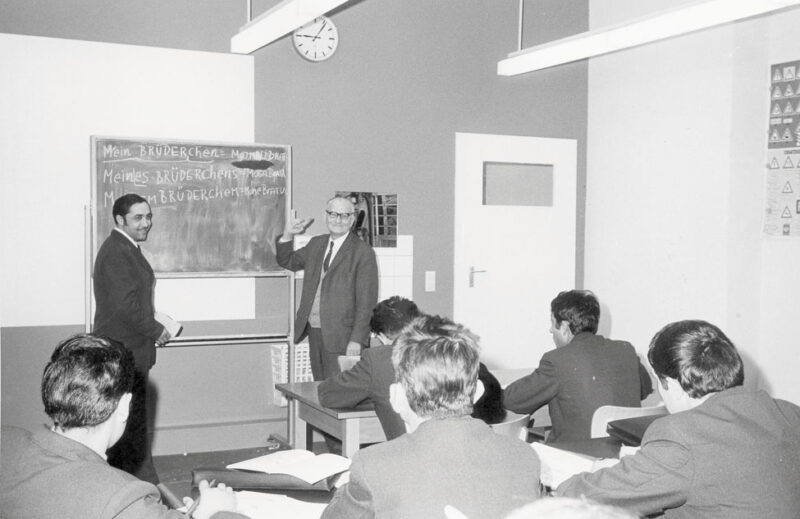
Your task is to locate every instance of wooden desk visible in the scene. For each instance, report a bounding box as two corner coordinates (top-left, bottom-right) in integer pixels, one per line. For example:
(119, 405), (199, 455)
(275, 382), (387, 459)
(548, 437), (623, 459)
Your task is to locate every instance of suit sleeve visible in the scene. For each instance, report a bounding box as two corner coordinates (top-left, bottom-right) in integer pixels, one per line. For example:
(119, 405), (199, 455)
(348, 246), (379, 346)
(97, 249), (163, 341)
(275, 237), (310, 272)
(557, 421), (693, 517)
(318, 353), (373, 408)
(503, 354), (558, 414)
(321, 452), (374, 519)
(638, 361), (654, 400)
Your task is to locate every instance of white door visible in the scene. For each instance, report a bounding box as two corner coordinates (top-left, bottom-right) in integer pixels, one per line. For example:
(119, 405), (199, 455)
(454, 133), (576, 369)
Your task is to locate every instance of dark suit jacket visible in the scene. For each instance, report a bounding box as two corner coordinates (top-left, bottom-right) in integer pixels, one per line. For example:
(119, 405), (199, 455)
(321, 417), (542, 519)
(558, 387), (800, 518)
(276, 233), (378, 352)
(93, 230), (164, 370)
(504, 333), (653, 442)
(0, 426), (246, 519)
(318, 344), (406, 440)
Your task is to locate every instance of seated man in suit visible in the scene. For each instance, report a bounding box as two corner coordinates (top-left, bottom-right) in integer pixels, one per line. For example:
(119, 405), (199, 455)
(504, 290), (652, 442)
(318, 296), (422, 440)
(558, 320), (800, 517)
(0, 334), (246, 519)
(319, 298), (507, 440)
(321, 315), (542, 519)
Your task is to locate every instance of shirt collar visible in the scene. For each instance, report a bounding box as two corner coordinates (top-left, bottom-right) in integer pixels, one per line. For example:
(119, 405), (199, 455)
(114, 227), (139, 248)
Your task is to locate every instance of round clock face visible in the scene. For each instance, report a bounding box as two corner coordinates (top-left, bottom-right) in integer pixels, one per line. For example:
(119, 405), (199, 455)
(293, 17), (339, 62)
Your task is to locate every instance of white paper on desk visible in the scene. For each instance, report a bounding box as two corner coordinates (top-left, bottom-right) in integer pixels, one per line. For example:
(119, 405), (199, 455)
(155, 311), (183, 337)
(531, 442), (600, 488)
(226, 449), (351, 484)
(235, 491), (327, 519)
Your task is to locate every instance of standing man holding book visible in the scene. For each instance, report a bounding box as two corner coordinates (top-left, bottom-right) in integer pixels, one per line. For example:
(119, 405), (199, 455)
(276, 196), (379, 380)
(93, 193), (170, 484)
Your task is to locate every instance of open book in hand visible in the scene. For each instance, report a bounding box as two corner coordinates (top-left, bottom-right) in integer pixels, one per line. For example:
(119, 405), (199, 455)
(155, 311), (183, 338)
(226, 449), (351, 485)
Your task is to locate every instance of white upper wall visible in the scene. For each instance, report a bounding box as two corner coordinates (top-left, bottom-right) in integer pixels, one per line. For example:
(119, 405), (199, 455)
(0, 33), (254, 328)
(586, 1), (800, 403)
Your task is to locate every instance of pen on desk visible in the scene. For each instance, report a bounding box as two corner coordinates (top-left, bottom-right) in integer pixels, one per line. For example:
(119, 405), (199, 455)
(184, 479), (217, 517)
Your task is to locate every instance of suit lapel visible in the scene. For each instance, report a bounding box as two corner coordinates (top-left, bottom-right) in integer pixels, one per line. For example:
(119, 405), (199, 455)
(327, 233), (354, 273)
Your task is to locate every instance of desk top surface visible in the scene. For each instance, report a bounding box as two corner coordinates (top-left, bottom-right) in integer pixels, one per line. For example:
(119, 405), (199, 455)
(275, 382), (378, 419)
(548, 437), (622, 459)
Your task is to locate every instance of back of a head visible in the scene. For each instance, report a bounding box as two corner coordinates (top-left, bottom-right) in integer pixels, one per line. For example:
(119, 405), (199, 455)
(42, 334), (134, 430)
(647, 319), (744, 398)
(369, 296), (422, 339)
(550, 290), (600, 335)
(391, 315), (481, 419)
(505, 497), (639, 519)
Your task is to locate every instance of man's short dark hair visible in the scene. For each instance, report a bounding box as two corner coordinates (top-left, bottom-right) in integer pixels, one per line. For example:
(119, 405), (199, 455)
(369, 296), (422, 338)
(112, 193), (148, 222)
(392, 315), (481, 419)
(550, 290), (600, 335)
(647, 320), (744, 398)
(42, 334), (134, 429)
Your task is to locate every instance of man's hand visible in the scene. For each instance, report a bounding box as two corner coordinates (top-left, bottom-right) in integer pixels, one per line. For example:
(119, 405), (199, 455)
(185, 480), (238, 519)
(345, 341), (362, 356)
(281, 217), (314, 241)
(155, 328), (171, 347)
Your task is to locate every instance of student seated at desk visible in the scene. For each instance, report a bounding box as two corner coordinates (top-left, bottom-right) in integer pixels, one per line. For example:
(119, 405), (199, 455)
(558, 320), (800, 518)
(321, 315), (542, 519)
(504, 290), (652, 442)
(319, 297), (507, 441)
(0, 334), (246, 519)
(318, 296), (422, 440)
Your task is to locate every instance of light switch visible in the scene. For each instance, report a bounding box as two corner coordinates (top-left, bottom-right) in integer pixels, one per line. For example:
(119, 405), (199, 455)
(425, 271), (436, 292)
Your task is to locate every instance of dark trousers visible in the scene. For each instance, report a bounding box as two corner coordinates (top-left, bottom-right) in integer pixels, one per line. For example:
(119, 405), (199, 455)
(306, 326), (343, 381)
(107, 366), (159, 484)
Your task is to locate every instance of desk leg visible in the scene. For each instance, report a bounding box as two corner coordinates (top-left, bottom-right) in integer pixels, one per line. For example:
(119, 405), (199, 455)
(286, 397), (296, 448)
(341, 418), (360, 459)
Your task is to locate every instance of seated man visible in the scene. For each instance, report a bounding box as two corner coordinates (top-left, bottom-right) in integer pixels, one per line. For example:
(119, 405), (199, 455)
(318, 296), (422, 440)
(504, 290), (652, 442)
(558, 320), (800, 518)
(321, 315), (542, 519)
(0, 334), (246, 519)
(319, 298), (507, 440)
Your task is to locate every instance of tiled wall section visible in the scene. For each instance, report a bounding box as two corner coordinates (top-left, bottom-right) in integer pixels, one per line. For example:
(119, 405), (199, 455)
(294, 235), (414, 301)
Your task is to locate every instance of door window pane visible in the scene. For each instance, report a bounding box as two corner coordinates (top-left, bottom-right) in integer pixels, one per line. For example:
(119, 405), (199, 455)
(483, 162), (553, 206)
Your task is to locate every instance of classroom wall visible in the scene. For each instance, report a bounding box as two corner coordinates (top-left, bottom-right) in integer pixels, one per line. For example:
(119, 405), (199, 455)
(585, 1), (800, 404)
(0, 1), (590, 451)
(0, 33), (291, 454)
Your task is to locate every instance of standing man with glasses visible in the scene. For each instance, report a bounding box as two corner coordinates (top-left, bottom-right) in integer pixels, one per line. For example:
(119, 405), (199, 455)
(277, 196), (379, 380)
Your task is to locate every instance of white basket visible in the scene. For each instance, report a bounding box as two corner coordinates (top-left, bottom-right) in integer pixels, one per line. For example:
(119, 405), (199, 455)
(271, 342), (313, 407)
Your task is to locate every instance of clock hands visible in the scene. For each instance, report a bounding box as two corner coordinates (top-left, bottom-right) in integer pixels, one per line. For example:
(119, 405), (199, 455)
(313, 19), (327, 40)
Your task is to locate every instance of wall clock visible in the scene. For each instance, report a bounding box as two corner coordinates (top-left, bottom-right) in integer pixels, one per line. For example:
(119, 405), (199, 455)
(293, 16), (339, 62)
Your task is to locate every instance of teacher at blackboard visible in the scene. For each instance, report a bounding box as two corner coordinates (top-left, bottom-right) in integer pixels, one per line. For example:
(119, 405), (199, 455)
(92, 193), (170, 484)
(277, 196), (379, 380)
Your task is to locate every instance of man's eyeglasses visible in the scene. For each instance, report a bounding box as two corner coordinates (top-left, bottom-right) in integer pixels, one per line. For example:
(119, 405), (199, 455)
(326, 210), (354, 220)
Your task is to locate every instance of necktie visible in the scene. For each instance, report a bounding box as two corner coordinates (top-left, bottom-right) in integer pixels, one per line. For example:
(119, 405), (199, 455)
(323, 241), (334, 272)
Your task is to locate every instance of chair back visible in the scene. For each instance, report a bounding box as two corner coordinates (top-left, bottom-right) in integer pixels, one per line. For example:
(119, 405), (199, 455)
(490, 411), (531, 441)
(590, 404), (667, 438)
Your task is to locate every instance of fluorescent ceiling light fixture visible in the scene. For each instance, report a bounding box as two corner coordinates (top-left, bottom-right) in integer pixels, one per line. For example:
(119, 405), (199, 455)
(231, 0), (348, 54)
(498, 0), (800, 76)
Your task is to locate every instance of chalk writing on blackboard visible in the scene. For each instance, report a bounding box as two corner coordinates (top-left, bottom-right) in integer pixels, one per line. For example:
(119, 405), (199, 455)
(92, 137), (290, 275)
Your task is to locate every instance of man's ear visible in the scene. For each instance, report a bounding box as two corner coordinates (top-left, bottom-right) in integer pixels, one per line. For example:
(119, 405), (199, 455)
(115, 392), (132, 423)
(389, 383), (407, 414)
(472, 379), (485, 404)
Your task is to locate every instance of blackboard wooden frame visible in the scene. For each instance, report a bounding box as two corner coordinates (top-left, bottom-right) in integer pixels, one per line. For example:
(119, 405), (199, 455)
(91, 136), (291, 278)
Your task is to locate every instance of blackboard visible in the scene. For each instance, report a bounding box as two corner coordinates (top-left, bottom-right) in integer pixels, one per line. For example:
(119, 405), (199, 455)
(92, 137), (290, 276)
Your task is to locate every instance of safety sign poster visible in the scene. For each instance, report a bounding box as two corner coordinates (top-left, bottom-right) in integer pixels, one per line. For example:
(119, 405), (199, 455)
(765, 60), (800, 236)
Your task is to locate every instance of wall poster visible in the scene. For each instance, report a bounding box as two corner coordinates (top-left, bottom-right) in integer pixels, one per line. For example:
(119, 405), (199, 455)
(764, 60), (800, 237)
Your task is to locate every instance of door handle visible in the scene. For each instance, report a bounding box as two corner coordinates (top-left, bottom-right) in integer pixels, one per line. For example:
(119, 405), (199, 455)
(469, 266), (487, 287)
